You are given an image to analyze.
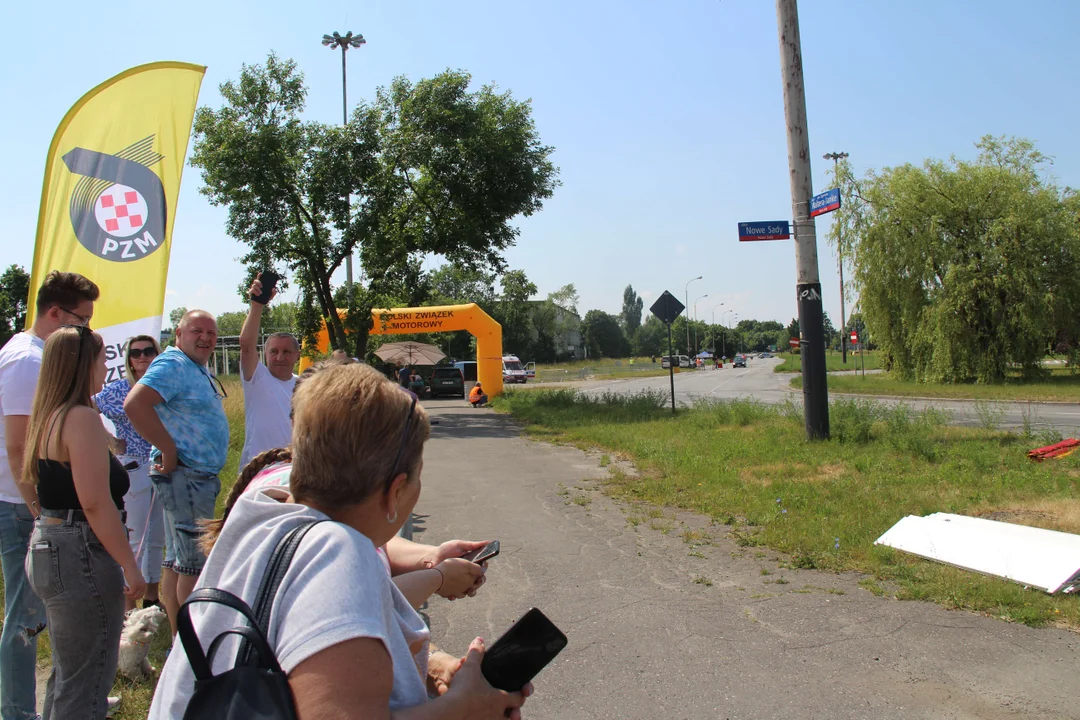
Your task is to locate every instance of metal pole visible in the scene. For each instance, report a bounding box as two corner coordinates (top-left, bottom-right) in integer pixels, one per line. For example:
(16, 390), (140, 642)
(667, 323), (676, 412)
(340, 46), (354, 296)
(776, 0), (829, 440)
(824, 152), (849, 365)
(684, 276), (700, 354)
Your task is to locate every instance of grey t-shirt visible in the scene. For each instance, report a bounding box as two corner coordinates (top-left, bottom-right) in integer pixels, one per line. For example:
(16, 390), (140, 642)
(149, 492), (430, 718)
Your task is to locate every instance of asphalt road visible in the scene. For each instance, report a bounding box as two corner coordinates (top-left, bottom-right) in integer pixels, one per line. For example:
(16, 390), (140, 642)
(563, 357), (1080, 434)
(417, 403), (1080, 719)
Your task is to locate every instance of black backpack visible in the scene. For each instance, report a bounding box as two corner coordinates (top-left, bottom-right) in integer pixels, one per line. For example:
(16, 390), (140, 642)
(177, 520), (325, 720)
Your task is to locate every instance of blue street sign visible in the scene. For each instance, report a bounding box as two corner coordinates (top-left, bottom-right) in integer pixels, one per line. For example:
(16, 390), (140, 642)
(738, 221), (790, 242)
(809, 188), (841, 217)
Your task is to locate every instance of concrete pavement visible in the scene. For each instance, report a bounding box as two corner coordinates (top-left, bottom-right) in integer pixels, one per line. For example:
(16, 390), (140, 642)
(553, 357), (1080, 434)
(417, 401), (1080, 720)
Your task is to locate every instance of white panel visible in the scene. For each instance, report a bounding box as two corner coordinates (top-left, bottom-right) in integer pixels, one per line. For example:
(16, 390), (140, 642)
(875, 513), (1080, 594)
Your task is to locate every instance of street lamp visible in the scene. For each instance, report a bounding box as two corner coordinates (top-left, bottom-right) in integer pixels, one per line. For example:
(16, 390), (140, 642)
(721, 309), (735, 357)
(693, 294), (708, 355)
(322, 30), (367, 298)
(711, 303), (724, 352)
(823, 151), (849, 364)
(684, 276), (702, 354)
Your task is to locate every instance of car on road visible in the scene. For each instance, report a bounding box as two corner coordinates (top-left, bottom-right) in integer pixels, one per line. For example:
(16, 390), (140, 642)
(503, 354), (529, 383)
(429, 366), (465, 398)
(453, 360), (478, 382)
(733, 354), (747, 368)
(661, 355), (691, 369)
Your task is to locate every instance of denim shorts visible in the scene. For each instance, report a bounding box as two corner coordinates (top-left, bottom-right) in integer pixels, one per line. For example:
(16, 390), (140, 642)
(149, 465), (220, 576)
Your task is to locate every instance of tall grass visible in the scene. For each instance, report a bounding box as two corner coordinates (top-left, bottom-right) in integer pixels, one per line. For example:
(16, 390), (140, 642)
(495, 389), (1080, 628)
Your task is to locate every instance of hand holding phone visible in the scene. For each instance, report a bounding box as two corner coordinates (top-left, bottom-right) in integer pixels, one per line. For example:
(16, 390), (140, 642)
(460, 540), (500, 565)
(250, 271), (280, 305)
(481, 608), (567, 692)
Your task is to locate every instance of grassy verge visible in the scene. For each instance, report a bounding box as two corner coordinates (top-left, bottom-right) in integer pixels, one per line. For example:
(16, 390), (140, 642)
(795, 369), (1080, 403)
(775, 350), (881, 373)
(533, 357), (669, 383)
(494, 388), (1080, 628)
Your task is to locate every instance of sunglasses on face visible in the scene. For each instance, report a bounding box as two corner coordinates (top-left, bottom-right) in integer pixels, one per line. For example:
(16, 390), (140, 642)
(128, 347), (158, 360)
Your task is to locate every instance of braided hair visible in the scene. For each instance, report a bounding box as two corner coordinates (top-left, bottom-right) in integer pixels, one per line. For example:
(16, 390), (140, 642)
(198, 446), (293, 554)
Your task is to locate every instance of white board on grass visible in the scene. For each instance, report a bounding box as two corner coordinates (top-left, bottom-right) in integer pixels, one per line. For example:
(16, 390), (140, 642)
(874, 513), (1080, 594)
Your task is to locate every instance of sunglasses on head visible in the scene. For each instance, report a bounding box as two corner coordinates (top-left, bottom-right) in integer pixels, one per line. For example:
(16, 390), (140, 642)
(385, 395), (417, 492)
(128, 347), (158, 359)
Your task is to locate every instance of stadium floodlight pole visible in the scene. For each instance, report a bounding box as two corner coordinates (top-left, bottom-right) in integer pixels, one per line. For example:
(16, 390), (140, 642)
(684, 276), (702, 353)
(823, 150), (849, 365)
(693, 294), (708, 355)
(322, 30), (367, 300)
(776, 0), (829, 440)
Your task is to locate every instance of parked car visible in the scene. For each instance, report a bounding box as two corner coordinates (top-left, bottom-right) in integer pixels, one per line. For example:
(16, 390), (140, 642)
(733, 355), (747, 368)
(429, 366), (465, 398)
(453, 360), (478, 382)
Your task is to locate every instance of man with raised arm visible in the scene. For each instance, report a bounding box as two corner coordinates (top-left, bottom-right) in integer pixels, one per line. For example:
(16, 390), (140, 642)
(238, 274), (298, 469)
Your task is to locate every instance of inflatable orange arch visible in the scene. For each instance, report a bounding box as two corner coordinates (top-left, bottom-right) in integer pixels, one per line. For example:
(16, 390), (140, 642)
(300, 303), (504, 396)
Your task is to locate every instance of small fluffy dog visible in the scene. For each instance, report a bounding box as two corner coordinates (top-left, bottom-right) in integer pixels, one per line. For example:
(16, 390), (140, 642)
(118, 605), (167, 680)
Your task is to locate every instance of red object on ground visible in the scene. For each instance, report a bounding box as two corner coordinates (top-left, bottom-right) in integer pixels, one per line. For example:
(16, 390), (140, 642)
(1028, 438), (1080, 461)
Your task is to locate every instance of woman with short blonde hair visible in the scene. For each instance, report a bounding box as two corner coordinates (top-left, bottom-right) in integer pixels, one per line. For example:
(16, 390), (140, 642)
(151, 363), (529, 719)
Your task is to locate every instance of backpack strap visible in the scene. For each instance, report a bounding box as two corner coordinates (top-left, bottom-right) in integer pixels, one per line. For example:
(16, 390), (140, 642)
(178, 588), (278, 681)
(237, 519), (327, 667)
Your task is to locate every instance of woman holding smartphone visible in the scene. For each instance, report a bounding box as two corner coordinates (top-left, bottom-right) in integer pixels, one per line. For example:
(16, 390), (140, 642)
(95, 334), (165, 612)
(23, 326), (146, 719)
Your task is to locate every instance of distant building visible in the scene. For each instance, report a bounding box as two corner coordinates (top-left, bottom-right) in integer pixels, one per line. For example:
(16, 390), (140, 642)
(529, 301), (583, 361)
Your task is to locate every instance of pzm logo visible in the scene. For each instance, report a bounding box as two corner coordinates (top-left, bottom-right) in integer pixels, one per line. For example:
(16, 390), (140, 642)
(62, 136), (167, 263)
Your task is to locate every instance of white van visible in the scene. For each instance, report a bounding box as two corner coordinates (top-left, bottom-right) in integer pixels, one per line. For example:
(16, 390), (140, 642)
(502, 355), (528, 384)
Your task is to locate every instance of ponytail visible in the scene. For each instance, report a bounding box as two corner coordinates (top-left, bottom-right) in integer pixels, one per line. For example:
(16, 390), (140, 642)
(198, 447), (293, 554)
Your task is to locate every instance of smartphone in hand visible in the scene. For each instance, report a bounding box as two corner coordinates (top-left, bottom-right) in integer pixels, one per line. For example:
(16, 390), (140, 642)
(252, 271), (280, 305)
(481, 607), (567, 692)
(461, 540), (500, 565)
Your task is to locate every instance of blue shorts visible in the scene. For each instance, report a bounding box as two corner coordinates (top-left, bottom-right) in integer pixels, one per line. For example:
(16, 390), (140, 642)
(149, 465), (220, 576)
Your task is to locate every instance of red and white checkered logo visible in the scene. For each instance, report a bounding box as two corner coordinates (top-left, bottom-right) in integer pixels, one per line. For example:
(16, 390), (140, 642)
(93, 184), (148, 238)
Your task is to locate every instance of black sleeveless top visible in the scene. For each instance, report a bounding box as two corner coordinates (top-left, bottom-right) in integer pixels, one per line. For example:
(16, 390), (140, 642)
(37, 453), (130, 511)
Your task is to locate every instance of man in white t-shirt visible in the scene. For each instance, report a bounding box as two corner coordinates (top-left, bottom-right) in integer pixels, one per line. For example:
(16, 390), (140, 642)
(238, 274), (298, 469)
(0, 270), (98, 720)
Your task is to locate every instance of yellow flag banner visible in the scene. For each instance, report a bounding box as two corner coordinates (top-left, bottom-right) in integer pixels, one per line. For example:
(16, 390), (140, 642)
(28, 61), (205, 383)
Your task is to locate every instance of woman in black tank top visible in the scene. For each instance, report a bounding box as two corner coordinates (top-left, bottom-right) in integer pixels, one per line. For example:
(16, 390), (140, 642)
(20, 326), (146, 719)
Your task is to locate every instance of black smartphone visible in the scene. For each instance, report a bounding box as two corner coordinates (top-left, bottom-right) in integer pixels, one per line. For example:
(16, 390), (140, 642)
(461, 540), (500, 565)
(252, 271), (280, 305)
(480, 607), (567, 692)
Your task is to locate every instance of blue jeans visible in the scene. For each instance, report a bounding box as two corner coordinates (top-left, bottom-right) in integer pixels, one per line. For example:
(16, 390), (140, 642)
(149, 466), (220, 576)
(27, 518), (124, 720)
(0, 501), (46, 720)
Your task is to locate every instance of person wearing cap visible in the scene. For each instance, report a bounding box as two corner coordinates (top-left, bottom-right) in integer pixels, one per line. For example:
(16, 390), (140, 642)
(468, 382), (488, 408)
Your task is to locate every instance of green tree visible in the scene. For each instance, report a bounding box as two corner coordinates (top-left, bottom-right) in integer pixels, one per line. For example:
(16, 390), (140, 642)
(216, 311), (246, 336)
(582, 310), (627, 358)
(190, 54), (559, 356)
(497, 270), (537, 356)
(0, 265), (30, 346)
(785, 318), (800, 341)
(620, 285), (643, 337)
(634, 315), (666, 357)
(840, 136), (1080, 382)
(168, 306), (188, 331)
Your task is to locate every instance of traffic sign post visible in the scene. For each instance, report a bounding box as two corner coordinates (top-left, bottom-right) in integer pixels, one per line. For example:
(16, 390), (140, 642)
(650, 290), (685, 413)
(850, 331), (858, 344)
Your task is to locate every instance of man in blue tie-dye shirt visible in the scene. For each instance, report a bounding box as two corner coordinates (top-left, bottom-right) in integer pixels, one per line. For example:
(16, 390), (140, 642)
(125, 310), (228, 626)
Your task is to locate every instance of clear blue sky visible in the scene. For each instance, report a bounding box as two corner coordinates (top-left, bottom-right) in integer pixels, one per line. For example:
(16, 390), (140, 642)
(3, 0), (1079, 331)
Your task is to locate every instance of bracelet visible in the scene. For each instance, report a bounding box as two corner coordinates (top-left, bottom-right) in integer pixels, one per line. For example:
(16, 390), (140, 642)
(433, 565), (445, 593)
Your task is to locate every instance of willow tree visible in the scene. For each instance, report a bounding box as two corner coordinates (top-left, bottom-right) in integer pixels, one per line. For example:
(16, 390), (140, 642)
(831, 136), (1080, 383)
(191, 53), (559, 355)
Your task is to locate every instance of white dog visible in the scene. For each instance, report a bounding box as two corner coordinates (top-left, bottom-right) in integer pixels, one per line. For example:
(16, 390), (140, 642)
(118, 605), (167, 680)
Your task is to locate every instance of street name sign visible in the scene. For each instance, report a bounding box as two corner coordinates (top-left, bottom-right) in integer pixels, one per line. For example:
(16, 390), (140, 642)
(738, 221), (790, 242)
(650, 291), (685, 326)
(809, 188), (841, 218)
